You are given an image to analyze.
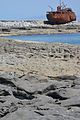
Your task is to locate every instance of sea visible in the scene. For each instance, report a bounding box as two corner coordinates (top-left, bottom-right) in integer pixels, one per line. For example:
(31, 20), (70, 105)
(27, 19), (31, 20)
(3, 33), (80, 44)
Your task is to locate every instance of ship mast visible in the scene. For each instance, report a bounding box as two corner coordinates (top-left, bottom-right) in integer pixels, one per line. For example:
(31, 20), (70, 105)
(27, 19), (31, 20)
(60, 0), (61, 6)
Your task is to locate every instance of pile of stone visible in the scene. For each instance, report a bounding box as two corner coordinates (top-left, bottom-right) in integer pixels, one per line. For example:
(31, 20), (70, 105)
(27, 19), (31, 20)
(0, 20), (51, 29)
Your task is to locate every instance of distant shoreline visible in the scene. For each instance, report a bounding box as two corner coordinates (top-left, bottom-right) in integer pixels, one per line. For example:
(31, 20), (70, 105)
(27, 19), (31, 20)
(0, 20), (80, 36)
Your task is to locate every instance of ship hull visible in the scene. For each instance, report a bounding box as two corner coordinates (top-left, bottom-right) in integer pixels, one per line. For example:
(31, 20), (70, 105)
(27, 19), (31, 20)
(46, 11), (76, 24)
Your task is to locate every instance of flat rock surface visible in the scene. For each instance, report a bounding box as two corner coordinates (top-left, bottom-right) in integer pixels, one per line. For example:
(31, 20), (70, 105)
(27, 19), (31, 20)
(0, 38), (80, 120)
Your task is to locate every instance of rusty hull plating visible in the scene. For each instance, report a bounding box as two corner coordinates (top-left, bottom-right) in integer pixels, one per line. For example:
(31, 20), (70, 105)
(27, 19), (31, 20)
(46, 4), (76, 24)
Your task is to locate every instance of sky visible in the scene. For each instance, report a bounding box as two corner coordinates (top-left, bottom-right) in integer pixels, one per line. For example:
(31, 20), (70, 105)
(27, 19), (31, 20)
(0, 0), (80, 21)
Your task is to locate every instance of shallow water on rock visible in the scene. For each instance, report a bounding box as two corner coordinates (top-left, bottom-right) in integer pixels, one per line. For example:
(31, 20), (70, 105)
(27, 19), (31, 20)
(3, 33), (80, 44)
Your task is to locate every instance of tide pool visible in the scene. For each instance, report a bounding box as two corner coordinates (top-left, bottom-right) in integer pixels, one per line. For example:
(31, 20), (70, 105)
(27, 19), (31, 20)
(3, 33), (80, 44)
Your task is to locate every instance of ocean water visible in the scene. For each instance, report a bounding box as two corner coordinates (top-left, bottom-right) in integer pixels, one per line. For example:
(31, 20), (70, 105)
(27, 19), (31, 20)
(3, 33), (80, 44)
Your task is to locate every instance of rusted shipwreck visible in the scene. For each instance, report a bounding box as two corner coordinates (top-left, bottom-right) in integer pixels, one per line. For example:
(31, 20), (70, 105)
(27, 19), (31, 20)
(46, 0), (76, 24)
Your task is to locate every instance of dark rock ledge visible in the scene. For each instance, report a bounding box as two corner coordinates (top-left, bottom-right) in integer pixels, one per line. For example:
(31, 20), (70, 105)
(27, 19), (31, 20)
(0, 74), (80, 120)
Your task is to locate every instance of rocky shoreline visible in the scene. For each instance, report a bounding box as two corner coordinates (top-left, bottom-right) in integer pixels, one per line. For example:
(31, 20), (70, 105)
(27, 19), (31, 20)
(0, 38), (80, 120)
(0, 20), (80, 36)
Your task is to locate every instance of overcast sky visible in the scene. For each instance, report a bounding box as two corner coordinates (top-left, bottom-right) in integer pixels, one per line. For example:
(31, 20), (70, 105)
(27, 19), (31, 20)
(0, 0), (79, 20)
